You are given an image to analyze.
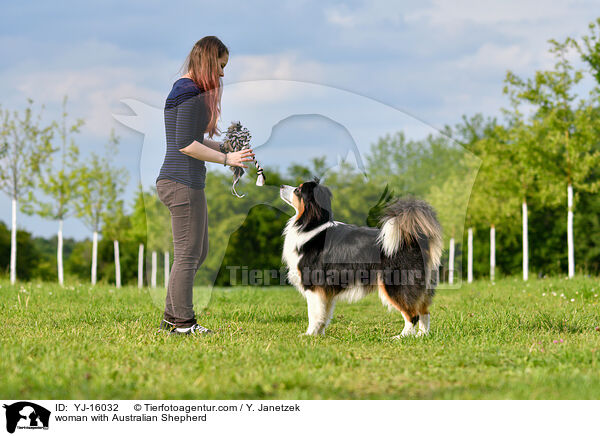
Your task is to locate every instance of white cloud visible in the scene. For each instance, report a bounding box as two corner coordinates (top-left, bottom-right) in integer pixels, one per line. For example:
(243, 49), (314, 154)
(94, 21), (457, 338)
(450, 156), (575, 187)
(405, 0), (587, 26)
(449, 42), (546, 75)
(324, 6), (356, 27)
(12, 67), (162, 137)
(324, 1), (405, 28)
(228, 52), (326, 83)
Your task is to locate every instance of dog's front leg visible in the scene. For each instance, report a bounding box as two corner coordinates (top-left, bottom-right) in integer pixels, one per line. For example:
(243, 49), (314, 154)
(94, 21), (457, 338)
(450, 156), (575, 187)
(318, 298), (336, 335)
(303, 290), (328, 336)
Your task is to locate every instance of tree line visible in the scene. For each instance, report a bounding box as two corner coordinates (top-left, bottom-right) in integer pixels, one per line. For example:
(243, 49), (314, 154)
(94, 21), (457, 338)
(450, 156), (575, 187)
(2, 18), (600, 286)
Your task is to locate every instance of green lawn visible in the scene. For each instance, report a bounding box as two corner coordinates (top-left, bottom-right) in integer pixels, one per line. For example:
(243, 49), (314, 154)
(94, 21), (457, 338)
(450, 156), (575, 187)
(1, 277), (599, 399)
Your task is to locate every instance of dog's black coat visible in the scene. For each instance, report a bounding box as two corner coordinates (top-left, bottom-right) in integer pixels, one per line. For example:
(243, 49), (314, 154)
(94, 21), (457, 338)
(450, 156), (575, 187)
(293, 180), (431, 307)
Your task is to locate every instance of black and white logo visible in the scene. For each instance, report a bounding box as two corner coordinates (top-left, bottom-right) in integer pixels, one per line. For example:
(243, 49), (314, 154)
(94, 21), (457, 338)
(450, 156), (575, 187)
(3, 402), (50, 434)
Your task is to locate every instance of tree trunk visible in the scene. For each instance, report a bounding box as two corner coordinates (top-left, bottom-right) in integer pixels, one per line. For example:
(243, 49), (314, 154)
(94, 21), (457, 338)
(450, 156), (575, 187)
(57, 219), (64, 286)
(448, 237), (455, 285)
(10, 197), (17, 285)
(467, 227), (473, 283)
(91, 231), (98, 285)
(151, 251), (157, 288)
(164, 251), (170, 288)
(490, 225), (496, 282)
(138, 243), (144, 288)
(567, 184), (575, 278)
(522, 201), (528, 281)
(114, 240), (121, 288)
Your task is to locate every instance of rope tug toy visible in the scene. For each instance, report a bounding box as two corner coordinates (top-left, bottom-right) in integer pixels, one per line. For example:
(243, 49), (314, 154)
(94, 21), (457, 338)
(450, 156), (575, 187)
(221, 121), (265, 198)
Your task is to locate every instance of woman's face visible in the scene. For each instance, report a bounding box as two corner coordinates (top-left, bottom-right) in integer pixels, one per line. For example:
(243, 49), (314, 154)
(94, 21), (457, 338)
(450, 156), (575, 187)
(218, 52), (229, 78)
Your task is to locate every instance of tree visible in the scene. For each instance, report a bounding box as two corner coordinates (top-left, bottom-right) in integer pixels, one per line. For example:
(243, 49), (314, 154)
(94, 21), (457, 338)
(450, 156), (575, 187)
(426, 152), (479, 285)
(75, 130), (128, 285)
(130, 185), (149, 288)
(506, 38), (600, 278)
(447, 114), (514, 281)
(101, 200), (130, 287)
(0, 100), (53, 284)
(574, 17), (600, 91)
(22, 96), (84, 286)
(0, 220), (42, 281)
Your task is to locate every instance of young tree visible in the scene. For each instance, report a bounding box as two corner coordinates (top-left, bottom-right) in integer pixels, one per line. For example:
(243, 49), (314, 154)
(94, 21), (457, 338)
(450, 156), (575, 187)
(465, 128), (520, 281)
(426, 151), (479, 285)
(130, 186), (148, 288)
(0, 100), (53, 284)
(574, 17), (600, 90)
(506, 38), (600, 277)
(22, 96), (84, 286)
(102, 201), (130, 288)
(75, 130), (128, 285)
(447, 114), (516, 281)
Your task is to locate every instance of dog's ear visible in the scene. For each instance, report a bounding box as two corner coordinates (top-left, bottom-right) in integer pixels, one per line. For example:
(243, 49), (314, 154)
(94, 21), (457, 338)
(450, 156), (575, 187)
(313, 184), (333, 215)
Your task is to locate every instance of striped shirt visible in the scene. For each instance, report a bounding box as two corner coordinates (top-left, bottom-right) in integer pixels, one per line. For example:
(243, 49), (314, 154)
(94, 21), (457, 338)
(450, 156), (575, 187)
(157, 78), (208, 189)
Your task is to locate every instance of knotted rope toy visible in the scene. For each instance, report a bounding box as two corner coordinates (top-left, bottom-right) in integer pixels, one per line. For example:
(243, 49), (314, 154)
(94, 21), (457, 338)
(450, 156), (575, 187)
(220, 121), (265, 197)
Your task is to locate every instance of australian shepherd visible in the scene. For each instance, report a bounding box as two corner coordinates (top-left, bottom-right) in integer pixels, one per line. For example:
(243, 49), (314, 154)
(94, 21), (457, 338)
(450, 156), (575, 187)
(280, 178), (443, 338)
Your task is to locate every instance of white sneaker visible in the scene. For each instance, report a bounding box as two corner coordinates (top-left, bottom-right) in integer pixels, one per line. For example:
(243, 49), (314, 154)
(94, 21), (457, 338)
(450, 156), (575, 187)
(170, 323), (213, 335)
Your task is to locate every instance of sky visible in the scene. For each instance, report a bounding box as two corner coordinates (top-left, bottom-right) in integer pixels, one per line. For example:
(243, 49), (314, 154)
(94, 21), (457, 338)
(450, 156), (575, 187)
(0, 0), (597, 240)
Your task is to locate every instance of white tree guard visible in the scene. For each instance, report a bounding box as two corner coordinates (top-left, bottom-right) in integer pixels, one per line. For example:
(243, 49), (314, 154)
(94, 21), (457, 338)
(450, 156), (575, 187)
(114, 240), (121, 288)
(449, 237), (455, 285)
(58, 219), (64, 286)
(138, 243), (144, 288)
(567, 184), (574, 278)
(467, 227), (473, 283)
(92, 231), (98, 285)
(10, 198), (17, 284)
(151, 251), (157, 288)
(164, 251), (170, 289)
(522, 202), (528, 281)
(490, 225), (496, 282)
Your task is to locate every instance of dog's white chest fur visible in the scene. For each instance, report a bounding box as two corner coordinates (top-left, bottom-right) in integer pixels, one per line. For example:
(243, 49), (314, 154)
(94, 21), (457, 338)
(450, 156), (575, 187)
(282, 219), (303, 291)
(281, 218), (336, 294)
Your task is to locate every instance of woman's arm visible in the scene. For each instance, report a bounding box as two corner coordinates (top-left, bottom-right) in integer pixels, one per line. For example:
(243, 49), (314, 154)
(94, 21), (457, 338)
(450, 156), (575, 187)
(202, 137), (222, 152)
(180, 140), (254, 168)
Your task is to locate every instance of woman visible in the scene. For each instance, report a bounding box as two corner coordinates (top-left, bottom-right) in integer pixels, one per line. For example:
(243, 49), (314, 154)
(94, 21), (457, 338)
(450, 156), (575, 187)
(156, 36), (254, 335)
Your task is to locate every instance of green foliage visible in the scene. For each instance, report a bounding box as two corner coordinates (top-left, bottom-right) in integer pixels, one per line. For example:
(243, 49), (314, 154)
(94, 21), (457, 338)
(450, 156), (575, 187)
(365, 184), (394, 228)
(22, 96), (84, 221)
(214, 204), (289, 286)
(142, 187), (171, 252)
(504, 38), (600, 197)
(74, 130), (128, 233)
(0, 99), (54, 201)
(30, 235), (78, 281)
(575, 17), (600, 89)
(0, 221), (41, 281)
(64, 239), (92, 279)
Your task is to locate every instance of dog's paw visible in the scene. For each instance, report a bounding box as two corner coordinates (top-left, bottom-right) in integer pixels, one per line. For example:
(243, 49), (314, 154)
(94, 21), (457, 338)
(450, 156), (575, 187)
(392, 334), (414, 340)
(392, 329), (417, 339)
(301, 330), (323, 337)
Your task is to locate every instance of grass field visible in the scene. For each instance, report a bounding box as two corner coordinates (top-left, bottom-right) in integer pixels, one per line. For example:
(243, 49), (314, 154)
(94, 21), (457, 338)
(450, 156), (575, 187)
(1, 276), (599, 399)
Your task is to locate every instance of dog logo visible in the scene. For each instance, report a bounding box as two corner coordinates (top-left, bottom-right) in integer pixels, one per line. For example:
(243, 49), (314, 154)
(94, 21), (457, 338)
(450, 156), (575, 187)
(3, 402), (50, 433)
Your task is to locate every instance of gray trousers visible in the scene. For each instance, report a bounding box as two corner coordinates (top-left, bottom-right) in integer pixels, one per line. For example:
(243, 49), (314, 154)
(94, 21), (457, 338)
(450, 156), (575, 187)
(156, 178), (209, 327)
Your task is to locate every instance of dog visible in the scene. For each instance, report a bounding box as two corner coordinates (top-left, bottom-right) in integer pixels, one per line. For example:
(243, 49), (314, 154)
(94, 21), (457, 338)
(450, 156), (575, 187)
(279, 178), (442, 338)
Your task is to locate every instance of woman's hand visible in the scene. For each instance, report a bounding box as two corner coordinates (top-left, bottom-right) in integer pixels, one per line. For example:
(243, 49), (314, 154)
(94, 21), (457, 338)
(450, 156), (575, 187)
(226, 149), (254, 168)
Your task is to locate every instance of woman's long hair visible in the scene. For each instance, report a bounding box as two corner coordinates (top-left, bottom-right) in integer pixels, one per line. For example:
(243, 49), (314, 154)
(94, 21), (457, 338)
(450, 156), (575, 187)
(181, 36), (228, 138)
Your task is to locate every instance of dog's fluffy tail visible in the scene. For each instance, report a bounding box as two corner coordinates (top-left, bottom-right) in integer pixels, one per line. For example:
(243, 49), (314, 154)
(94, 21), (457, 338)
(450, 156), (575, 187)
(376, 197), (443, 274)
